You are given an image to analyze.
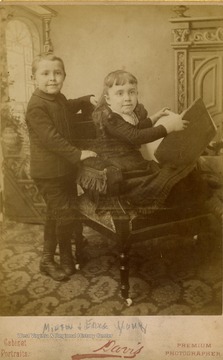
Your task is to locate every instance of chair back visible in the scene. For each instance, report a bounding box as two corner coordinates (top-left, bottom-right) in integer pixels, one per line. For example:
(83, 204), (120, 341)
(70, 113), (97, 150)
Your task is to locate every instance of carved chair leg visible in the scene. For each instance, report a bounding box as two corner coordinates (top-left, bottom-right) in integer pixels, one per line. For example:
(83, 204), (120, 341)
(112, 198), (133, 306)
(120, 252), (130, 300)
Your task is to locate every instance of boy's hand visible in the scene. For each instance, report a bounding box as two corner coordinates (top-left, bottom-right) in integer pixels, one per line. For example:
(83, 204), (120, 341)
(80, 150), (97, 161)
(90, 96), (98, 107)
(150, 107), (170, 124)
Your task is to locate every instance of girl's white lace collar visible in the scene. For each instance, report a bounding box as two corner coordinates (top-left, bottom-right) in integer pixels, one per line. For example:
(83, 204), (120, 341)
(111, 109), (139, 126)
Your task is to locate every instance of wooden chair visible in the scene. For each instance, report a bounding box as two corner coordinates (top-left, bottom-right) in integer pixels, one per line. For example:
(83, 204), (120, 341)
(71, 114), (216, 306)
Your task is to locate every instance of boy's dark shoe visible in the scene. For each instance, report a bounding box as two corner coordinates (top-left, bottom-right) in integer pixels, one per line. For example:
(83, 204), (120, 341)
(60, 258), (76, 277)
(40, 259), (68, 281)
(40, 219), (69, 281)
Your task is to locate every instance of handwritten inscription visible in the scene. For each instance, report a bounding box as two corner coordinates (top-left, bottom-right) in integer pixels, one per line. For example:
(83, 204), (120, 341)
(41, 319), (146, 336)
(42, 323), (73, 333)
(115, 320), (147, 336)
(79, 319), (108, 331)
(71, 340), (144, 359)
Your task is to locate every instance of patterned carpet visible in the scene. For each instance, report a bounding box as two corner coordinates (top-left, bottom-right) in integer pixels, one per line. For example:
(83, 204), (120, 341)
(0, 219), (222, 316)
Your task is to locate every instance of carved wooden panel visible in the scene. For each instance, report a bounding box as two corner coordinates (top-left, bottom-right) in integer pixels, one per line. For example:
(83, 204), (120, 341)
(175, 50), (188, 113)
(170, 16), (223, 140)
(189, 52), (222, 133)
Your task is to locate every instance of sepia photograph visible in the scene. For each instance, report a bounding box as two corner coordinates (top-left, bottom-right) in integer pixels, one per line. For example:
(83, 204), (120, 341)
(0, 1), (222, 322)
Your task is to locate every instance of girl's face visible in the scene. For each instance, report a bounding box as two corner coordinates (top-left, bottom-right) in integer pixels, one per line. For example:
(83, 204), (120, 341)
(105, 82), (138, 115)
(34, 60), (65, 95)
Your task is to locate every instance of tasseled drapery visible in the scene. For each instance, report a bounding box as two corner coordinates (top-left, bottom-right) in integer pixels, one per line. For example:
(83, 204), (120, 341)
(77, 166), (108, 194)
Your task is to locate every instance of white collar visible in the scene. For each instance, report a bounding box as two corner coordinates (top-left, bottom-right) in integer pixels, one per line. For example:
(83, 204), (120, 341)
(111, 109), (139, 126)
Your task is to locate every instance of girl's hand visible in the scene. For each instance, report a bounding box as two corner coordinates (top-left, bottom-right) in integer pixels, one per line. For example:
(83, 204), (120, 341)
(158, 112), (189, 134)
(90, 96), (98, 107)
(150, 107), (170, 124)
(80, 150), (97, 161)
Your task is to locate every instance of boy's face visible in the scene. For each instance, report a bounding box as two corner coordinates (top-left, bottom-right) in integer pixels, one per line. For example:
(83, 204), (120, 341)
(34, 60), (65, 95)
(105, 82), (138, 115)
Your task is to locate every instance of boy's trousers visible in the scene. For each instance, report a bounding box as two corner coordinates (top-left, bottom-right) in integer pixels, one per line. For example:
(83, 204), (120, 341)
(34, 173), (83, 243)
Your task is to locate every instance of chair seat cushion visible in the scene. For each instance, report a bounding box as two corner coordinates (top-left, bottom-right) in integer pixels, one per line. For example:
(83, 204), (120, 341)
(76, 193), (208, 233)
(76, 193), (116, 233)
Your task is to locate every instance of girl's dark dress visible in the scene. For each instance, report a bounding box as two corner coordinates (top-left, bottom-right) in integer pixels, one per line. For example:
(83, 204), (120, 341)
(88, 103), (208, 211)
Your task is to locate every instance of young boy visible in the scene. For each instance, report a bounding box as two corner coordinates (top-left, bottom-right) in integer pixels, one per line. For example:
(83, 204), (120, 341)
(26, 53), (97, 281)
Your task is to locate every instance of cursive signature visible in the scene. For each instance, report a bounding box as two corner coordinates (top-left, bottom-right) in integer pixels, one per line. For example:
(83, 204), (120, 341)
(71, 340), (144, 359)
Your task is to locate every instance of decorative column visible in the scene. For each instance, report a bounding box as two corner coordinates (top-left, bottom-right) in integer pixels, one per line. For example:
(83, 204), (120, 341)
(169, 12), (223, 117)
(43, 16), (54, 54)
(0, 6), (14, 221)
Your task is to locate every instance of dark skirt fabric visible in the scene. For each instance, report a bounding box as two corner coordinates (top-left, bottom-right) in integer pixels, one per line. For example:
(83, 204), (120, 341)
(120, 164), (208, 209)
(77, 155), (209, 213)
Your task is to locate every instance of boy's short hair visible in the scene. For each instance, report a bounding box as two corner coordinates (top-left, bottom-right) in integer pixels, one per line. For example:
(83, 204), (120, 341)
(32, 53), (66, 76)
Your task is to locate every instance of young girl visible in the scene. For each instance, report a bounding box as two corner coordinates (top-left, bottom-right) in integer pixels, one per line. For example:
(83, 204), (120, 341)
(92, 70), (209, 210)
(26, 53), (97, 281)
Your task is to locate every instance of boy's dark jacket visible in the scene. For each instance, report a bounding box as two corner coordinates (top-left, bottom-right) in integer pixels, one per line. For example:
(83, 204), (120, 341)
(26, 88), (93, 178)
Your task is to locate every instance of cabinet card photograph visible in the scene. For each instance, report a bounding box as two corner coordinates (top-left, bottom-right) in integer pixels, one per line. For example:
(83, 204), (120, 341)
(0, 2), (222, 359)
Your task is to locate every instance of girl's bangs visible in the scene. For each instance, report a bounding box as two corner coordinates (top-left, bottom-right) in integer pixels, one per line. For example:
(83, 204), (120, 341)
(114, 73), (137, 86)
(105, 71), (137, 88)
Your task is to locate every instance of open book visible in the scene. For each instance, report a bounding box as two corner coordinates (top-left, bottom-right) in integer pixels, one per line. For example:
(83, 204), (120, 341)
(151, 98), (217, 166)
